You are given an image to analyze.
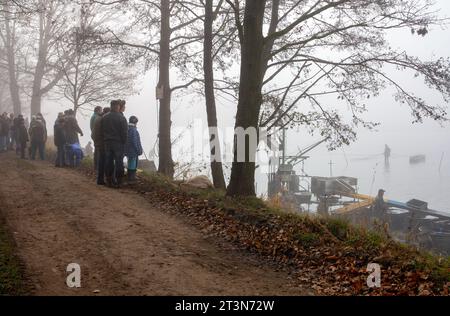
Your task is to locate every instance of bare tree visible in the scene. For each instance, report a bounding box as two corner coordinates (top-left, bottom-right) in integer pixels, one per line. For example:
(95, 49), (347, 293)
(202, 0), (229, 189)
(226, 0), (450, 197)
(96, 0), (205, 179)
(25, 0), (74, 115)
(0, 68), (12, 112)
(0, 1), (23, 114)
(56, 2), (136, 115)
(0, 0), (38, 17)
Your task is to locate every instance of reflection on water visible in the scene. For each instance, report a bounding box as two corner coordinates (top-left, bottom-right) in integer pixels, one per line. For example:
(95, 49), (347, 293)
(302, 152), (450, 214)
(384, 160), (390, 173)
(255, 143), (450, 214)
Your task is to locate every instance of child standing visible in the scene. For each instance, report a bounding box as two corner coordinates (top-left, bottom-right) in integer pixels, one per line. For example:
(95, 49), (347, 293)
(68, 143), (84, 167)
(125, 116), (143, 184)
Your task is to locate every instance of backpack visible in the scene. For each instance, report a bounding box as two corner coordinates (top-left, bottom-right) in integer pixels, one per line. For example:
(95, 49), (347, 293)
(31, 121), (45, 141)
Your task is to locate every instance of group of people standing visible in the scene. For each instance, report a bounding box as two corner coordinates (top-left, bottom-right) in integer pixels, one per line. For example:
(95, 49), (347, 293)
(90, 99), (143, 188)
(53, 109), (85, 168)
(0, 112), (47, 160)
(1, 100), (144, 189)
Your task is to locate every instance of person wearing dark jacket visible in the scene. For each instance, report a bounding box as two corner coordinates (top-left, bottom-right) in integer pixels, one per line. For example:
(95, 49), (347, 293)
(29, 118), (47, 160)
(64, 109), (83, 144)
(125, 116), (143, 184)
(90, 106), (102, 132)
(0, 113), (9, 152)
(92, 107), (110, 185)
(90, 106), (103, 171)
(17, 117), (28, 159)
(64, 109), (83, 164)
(101, 100), (128, 187)
(54, 115), (66, 167)
(8, 113), (15, 150)
(14, 115), (23, 155)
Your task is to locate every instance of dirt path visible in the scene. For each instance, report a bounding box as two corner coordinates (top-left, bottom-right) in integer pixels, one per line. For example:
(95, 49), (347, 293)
(0, 154), (309, 296)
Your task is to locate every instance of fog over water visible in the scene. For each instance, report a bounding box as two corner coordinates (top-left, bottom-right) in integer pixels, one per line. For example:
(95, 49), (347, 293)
(39, 0), (450, 213)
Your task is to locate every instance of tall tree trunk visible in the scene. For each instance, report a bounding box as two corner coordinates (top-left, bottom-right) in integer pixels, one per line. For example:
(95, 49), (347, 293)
(6, 44), (22, 115)
(157, 0), (174, 178)
(30, 9), (47, 116)
(204, 0), (226, 189)
(3, 4), (22, 115)
(30, 66), (44, 116)
(226, 0), (267, 197)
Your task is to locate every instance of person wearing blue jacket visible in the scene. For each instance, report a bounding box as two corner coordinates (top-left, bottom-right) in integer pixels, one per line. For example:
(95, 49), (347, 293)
(125, 116), (143, 184)
(67, 142), (84, 168)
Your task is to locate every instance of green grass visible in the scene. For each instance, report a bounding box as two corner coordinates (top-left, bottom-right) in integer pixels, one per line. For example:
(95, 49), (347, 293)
(324, 217), (351, 240)
(81, 156), (94, 169)
(294, 232), (320, 247)
(0, 217), (27, 295)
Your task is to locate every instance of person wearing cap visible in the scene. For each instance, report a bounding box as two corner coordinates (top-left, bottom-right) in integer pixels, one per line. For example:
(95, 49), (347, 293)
(125, 115), (143, 184)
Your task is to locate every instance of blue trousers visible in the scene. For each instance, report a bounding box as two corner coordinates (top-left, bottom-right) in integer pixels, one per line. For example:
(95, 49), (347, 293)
(65, 145), (82, 167)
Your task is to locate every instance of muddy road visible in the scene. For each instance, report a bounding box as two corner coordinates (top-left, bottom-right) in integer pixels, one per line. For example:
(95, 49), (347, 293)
(0, 154), (309, 296)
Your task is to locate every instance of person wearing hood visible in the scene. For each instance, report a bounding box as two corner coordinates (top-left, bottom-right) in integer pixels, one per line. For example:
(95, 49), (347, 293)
(29, 116), (47, 160)
(125, 116), (143, 184)
(372, 189), (388, 219)
(36, 113), (47, 128)
(64, 109), (83, 165)
(64, 109), (83, 144)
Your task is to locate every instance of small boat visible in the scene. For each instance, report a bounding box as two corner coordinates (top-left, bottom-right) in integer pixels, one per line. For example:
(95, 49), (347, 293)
(409, 155), (426, 164)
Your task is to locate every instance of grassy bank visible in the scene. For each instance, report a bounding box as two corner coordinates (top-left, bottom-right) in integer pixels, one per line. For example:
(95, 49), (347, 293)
(71, 154), (450, 295)
(135, 171), (450, 295)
